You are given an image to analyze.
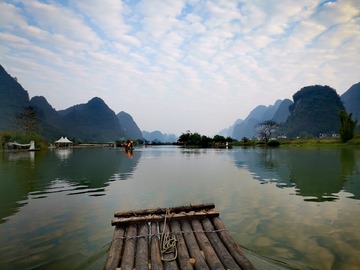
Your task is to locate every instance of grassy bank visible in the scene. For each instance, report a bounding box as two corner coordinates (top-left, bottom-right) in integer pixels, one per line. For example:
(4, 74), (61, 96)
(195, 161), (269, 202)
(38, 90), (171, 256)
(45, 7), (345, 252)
(278, 133), (360, 148)
(0, 131), (49, 150)
(231, 133), (360, 148)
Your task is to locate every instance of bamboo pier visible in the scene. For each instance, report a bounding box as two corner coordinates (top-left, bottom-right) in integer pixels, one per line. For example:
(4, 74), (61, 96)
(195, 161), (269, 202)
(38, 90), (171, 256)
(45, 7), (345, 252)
(105, 203), (257, 270)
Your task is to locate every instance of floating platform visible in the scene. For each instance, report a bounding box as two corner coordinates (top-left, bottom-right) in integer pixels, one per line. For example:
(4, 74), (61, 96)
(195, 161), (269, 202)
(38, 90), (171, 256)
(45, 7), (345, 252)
(105, 203), (257, 270)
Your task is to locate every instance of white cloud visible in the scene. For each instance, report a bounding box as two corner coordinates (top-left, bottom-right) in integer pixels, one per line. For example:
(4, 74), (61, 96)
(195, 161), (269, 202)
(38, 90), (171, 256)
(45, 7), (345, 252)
(70, 0), (141, 47)
(0, 2), (28, 29)
(22, 0), (102, 45)
(0, 32), (31, 44)
(315, 1), (360, 27)
(135, 0), (187, 42)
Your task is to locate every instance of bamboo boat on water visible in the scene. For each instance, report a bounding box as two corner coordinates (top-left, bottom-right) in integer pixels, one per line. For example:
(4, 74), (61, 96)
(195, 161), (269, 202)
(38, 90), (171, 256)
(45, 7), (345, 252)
(105, 203), (257, 270)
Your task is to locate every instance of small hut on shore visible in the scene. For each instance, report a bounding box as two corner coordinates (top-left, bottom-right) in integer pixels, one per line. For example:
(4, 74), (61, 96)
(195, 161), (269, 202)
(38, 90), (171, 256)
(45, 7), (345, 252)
(54, 137), (73, 148)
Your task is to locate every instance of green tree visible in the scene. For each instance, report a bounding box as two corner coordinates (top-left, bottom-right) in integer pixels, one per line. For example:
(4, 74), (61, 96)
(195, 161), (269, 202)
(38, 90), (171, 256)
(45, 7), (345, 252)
(200, 135), (211, 147)
(339, 110), (358, 143)
(254, 120), (279, 142)
(188, 133), (202, 145)
(15, 106), (42, 135)
(241, 137), (249, 143)
(299, 131), (309, 139)
(213, 135), (226, 143)
(178, 131), (191, 144)
(0, 132), (11, 143)
(298, 131), (313, 139)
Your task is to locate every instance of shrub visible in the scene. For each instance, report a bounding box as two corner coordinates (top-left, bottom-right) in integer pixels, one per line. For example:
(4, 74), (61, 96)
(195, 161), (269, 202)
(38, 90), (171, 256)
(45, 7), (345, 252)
(0, 131), (48, 148)
(339, 110), (358, 143)
(267, 140), (281, 146)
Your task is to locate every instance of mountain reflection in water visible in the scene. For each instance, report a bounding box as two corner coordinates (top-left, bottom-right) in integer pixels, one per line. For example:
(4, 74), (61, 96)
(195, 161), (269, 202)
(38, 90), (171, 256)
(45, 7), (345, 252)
(0, 146), (360, 270)
(230, 147), (360, 202)
(0, 148), (141, 224)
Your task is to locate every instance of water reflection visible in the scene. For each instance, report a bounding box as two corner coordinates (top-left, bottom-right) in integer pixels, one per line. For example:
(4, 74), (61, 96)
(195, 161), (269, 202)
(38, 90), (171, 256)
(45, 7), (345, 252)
(230, 147), (360, 202)
(341, 149), (360, 200)
(340, 148), (359, 181)
(54, 148), (73, 160)
(0, 151), (43, 224)
(1, 146), (360, 269)
(0, 148), (142, 224)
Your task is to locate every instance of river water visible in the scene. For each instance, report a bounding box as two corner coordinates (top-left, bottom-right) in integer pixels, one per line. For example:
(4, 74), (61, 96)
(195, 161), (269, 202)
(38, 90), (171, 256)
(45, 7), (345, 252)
(0, 146), (359, 269)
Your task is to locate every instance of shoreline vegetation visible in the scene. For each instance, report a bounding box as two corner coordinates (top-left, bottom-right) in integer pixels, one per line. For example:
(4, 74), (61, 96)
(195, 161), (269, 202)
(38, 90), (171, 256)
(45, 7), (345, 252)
(0, 131), (123, 151)
(231, 133), (360, 148)
(0, 131), (47, 150)
(2, 130), (360, 153)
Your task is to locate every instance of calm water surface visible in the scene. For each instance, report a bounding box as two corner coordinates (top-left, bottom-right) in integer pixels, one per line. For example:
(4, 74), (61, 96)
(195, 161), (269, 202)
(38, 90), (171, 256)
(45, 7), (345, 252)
(0, 146), (360, 269)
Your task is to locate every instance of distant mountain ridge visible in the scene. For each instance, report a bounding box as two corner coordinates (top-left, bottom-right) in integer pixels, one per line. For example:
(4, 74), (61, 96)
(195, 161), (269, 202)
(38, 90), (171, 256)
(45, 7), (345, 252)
(280, 85), (345, 137)
(62, 97), (130, 142)
(58, 103), (86, 116)
(0, 65), (133, 142)
(0, 65), (32, 131)
(116, 111), (143, 140)
(218, 119), (243, 138)
(272, 99), (293, 124)
(33, 96), (130, 142)
(2, 64), (360, 141)
(142, 130), (178, 143)
(341, 82), (360, 122)
(232, 100), (282, 140)
(219, 81), (360, 139)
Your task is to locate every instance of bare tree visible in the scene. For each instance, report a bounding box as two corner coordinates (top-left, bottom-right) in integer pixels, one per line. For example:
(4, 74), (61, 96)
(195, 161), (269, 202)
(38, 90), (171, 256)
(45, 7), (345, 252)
(15, 106), (42, 135)
(254, 120), (279, 142)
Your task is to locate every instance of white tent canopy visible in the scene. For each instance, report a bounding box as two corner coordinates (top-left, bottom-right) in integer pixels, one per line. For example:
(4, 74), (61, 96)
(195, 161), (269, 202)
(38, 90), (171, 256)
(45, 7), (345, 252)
(54, 137), (73, 147)
(55, 137), (73, 143)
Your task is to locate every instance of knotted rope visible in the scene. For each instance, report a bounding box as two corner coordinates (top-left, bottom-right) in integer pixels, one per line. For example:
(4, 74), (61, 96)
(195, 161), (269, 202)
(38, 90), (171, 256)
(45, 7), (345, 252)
(160, 207), (177, 262)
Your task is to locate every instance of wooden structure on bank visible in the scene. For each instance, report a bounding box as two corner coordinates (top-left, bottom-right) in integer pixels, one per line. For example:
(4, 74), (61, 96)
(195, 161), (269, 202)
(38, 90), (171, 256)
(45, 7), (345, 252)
(105, 203), (257, 270)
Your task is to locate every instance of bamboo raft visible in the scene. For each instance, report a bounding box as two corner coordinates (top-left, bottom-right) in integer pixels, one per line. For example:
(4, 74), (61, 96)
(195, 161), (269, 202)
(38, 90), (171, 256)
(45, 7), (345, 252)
(105, 203), (257, 270)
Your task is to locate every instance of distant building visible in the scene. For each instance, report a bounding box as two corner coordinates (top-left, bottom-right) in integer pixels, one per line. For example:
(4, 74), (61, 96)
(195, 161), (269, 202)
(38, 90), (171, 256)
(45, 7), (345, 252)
(319, 133), (328, 138)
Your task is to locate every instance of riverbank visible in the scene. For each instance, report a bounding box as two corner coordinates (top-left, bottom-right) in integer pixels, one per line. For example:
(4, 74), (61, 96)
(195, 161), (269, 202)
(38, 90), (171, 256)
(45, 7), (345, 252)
(0, 131), (48, 150)
(231, 133), (360, 148)
(278, 133), (360, 148)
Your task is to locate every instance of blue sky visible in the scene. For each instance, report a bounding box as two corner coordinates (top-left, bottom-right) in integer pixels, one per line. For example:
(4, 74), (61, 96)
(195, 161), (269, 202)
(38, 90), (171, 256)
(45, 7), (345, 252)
(1, 0), (359, 136)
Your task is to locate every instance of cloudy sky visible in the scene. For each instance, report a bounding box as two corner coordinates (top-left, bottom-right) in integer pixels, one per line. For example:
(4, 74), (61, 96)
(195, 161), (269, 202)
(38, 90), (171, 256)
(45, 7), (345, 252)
(1, 0), (359, 136)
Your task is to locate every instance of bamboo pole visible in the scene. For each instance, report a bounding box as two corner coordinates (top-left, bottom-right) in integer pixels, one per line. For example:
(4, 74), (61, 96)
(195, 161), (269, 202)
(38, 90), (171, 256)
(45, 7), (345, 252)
(114, 203), (215, 217)
(201, 218), (241, 270)
(169, 220), (194, 270)
(150, 222), (163, 270)
(180, 220), (209, 270)
(119, 224), (137, 270)
(159, 221), (179, 270)
(135, 222), (149, 269)
(112, 210), (219, 226)
(212, 217), (257, 270)
(104, 225), (126, 270)
(191, 219), (225, 270)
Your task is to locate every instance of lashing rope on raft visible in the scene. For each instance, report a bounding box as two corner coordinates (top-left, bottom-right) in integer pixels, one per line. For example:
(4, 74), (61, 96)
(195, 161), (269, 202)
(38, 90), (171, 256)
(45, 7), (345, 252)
(102, 206), (227, 252)
(108, 228), (227, 241)
(160, 207), (177, 262)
